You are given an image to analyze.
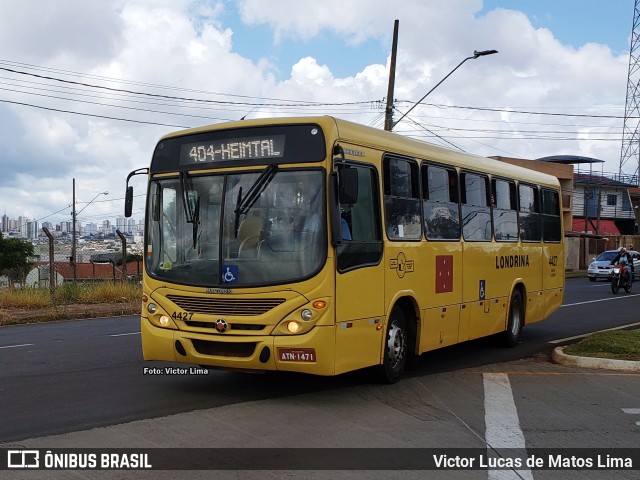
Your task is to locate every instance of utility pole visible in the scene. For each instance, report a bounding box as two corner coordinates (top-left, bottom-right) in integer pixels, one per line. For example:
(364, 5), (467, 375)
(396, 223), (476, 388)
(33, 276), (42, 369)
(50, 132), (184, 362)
(71, 178), (77, 284)
(116, 229), (127, 282)
(70, 181), (108, 285)
(384, 20), (399, 131)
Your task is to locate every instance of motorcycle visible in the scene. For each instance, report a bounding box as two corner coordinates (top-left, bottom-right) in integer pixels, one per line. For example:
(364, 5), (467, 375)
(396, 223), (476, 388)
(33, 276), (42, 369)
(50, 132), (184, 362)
(611, 263), (633, 294)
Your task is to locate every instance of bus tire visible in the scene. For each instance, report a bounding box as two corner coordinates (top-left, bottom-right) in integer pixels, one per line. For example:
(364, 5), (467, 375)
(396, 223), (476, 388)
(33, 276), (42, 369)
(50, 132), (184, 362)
(503, 289), (524, 347)
(377, 306), (408, 384)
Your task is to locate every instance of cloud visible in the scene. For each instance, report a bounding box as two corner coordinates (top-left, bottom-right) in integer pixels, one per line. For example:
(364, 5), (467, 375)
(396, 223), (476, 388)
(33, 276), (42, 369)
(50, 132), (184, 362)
(0, 0), (124, 66)
(0, 0), (632, 229)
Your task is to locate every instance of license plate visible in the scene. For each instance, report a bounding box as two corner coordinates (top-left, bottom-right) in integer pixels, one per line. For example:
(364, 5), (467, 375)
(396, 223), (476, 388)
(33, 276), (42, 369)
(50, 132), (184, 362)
(277, 348), (316, 362)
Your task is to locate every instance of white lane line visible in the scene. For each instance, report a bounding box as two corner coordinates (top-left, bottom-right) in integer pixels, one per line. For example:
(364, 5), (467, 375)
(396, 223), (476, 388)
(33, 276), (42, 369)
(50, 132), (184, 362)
(561, 294), (640, 307)
(549, 322), (640, 344)
(109, 332), (140, 337)
(622, 408), (640, 426)
(483, 373), (533, 480)
(0, 343), (34, 349)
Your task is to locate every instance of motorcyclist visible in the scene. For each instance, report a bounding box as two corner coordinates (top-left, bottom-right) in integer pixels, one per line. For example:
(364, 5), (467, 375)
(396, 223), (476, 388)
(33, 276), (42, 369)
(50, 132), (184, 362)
(610, 247), (634, 283)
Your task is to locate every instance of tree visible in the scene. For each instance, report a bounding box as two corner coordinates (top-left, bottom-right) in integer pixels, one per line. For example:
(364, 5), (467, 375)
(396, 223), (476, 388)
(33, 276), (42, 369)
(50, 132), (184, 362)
(0, 233), (35, 287)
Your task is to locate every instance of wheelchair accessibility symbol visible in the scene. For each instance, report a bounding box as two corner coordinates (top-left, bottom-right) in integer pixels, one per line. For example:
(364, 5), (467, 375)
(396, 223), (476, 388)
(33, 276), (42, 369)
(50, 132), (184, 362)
(222, 265), (238, 284)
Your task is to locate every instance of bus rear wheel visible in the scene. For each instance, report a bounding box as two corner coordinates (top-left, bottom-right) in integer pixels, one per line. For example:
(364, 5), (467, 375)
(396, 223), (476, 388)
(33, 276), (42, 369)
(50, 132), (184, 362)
(503, 289), (524, 347)
(377, 306), (408, 384)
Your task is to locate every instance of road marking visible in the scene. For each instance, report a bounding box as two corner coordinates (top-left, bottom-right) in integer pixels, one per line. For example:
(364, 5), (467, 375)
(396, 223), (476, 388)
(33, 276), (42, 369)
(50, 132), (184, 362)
(0, 343), (34, 349)
(109, 332), (140, 337)
(622, 408), (640, 426)
(483, 373), (533, 480)
(561, 293), (640, 308)
(549, 322), (640, 344)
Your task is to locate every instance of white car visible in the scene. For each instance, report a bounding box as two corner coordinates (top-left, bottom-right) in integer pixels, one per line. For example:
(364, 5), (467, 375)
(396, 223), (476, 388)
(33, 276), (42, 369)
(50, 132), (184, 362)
(587, 249), (639, 282)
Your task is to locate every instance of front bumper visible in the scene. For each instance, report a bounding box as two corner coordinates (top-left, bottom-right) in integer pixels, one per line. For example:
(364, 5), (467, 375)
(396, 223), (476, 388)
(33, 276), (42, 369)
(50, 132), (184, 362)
(587, 269), (611, 279)
(141, 316), (336, 376)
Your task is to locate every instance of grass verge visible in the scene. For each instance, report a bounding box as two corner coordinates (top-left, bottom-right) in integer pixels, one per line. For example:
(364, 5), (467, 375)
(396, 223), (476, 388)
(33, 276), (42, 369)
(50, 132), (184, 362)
(563, 329), (640, 361)
(0, 282), (141, 326)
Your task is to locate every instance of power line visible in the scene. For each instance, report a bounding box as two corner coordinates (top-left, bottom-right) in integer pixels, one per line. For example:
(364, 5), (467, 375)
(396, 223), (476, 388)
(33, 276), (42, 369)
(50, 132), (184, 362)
(0, 58), (632, 145)
(0, 65), (374, 108)
(416, 102), (635, 120)
(0, 98), (191, 128)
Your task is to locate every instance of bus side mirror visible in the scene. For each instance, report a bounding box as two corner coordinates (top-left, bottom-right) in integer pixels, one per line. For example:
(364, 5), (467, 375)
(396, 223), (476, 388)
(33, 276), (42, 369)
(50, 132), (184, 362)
(124, 167), (149, 218)
(124, 186), (134, 218)
(338, 167), (358, 205)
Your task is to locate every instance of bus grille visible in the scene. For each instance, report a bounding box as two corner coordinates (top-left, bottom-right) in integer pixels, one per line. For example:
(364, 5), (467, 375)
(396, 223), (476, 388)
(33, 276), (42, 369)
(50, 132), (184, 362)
(191, 339), (257, 357)
(166, 295), (285, 316)
(185, 321), (266, 331)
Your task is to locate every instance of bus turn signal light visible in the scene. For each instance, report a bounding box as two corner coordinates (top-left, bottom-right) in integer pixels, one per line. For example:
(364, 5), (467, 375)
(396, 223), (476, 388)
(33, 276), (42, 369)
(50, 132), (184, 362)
(312, 300), (326, 309)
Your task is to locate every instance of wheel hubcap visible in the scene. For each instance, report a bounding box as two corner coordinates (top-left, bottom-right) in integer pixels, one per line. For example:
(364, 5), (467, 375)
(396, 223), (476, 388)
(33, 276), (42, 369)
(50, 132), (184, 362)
(510, 299), (522, 337)
(386, 321), (406, 369)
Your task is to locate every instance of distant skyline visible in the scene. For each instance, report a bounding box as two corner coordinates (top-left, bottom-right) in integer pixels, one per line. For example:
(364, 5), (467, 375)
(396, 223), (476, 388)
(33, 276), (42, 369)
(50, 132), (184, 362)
(1, 211), (143, 239)
(0, 0), (636, 225)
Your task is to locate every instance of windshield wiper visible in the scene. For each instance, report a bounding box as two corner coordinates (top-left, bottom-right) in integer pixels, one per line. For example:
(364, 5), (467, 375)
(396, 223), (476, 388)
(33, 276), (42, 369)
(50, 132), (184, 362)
(192, 196), (200, 249)
(234, 164), (278, 237)
(180, 171), (200, 248)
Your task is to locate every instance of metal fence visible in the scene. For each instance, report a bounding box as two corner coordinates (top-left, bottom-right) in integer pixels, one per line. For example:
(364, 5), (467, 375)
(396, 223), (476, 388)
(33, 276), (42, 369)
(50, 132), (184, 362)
(19, 228), (142, 291)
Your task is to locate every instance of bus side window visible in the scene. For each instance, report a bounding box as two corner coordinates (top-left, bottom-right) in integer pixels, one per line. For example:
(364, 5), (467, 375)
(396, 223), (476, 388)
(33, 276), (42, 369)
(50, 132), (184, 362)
(461, 172), (491, 241)
(541, 188), (561, 242)
(519, 184), (541, 241)
(383, 156), (421, 240)
(336, 164), (383, 272)
(492, 178), (518, 242)
(421, 164), (460, 240)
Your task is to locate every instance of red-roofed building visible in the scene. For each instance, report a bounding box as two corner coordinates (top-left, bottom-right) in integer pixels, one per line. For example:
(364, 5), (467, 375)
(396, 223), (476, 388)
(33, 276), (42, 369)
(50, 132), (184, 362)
(25, 261), (142, 288)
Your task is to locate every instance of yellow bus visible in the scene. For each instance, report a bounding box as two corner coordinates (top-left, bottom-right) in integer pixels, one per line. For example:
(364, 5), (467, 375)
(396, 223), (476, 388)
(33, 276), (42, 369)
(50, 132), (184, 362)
(125, 116), (564, 383)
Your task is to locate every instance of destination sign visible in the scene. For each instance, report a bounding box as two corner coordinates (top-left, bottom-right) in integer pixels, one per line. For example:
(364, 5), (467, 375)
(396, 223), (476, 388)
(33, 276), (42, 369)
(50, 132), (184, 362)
(151, 124), (326, 173)
(180, 135), (285, 165)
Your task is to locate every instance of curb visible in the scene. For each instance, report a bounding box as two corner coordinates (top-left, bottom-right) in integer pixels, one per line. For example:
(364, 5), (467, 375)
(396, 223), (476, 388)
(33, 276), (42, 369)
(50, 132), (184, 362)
(552, 346), (640, 372)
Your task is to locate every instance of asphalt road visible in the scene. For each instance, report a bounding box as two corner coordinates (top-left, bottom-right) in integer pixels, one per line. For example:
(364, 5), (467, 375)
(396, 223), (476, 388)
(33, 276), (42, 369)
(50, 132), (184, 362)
(1, 278), (639, 445)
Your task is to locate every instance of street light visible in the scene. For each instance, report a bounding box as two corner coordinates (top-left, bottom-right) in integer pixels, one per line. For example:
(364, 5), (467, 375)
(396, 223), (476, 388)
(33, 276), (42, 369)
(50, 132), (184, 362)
(391, 49), (498, 130)
(71, 178), (108, 283)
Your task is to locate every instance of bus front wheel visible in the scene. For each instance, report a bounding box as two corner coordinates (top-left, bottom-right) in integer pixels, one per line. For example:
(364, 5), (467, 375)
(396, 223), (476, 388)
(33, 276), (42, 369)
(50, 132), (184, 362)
(503, 289), (524, 347)
(377, 306), (408, 384)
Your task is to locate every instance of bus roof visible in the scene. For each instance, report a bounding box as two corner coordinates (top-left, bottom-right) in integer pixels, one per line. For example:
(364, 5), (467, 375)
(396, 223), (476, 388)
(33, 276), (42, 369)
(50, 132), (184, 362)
(160, 116), (560, 188)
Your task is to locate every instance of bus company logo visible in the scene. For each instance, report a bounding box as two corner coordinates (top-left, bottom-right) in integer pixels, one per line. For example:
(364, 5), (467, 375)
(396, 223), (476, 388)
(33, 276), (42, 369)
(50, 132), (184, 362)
(206, 287), (232, 294)
(389, 252), (414, 278)
(214, 319), (228, 333)
(7, 450), (39, 468)
(343, 147), (365, 157)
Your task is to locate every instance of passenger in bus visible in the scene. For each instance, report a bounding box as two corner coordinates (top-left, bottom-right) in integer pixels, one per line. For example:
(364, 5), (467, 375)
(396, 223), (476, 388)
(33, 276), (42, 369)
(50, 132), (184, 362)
(299, 187), (323, 235)
(340, 216), (352, 240)
(339, 208), (352, 240)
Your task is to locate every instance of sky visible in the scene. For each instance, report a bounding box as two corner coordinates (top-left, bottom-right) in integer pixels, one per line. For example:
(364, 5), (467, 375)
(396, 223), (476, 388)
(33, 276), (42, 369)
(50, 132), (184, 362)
(0, 0), (636, 228)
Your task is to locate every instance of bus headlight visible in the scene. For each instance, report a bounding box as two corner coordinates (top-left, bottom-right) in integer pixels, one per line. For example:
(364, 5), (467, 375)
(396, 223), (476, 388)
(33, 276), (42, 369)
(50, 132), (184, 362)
(301, 309), (313, 321)
(143, 300), (178, 329)
(287, 321), (301, 334)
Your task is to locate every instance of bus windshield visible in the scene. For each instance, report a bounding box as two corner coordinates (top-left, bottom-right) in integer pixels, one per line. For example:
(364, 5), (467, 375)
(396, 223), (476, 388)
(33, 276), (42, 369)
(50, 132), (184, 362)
(146, 169), (326, 287)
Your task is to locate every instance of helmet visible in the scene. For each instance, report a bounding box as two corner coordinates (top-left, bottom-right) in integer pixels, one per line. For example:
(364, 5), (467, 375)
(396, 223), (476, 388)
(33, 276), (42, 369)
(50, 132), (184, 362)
(619, 247), (626, 253)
